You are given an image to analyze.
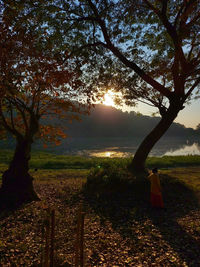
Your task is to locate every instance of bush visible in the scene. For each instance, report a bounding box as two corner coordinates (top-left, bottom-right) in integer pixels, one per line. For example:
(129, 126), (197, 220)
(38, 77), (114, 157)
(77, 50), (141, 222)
(85, 162), (138, 196)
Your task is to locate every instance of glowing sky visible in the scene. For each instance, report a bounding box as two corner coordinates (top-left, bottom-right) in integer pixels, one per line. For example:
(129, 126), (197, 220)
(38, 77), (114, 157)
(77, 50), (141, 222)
(134, 100), (200, 129)
(102, 90), (200, 129)
(103, 91), (115, 106)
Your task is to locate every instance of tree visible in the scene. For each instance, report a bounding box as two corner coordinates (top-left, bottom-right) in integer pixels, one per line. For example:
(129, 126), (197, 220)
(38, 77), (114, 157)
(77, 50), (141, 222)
(43, 0), (200, 171)
(0, 3), (89, 207)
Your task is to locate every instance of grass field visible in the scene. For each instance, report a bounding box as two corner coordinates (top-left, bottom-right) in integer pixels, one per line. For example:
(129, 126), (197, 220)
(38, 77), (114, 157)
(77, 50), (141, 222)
(0, 150), (200, 266)
(1, 149), (200, 172)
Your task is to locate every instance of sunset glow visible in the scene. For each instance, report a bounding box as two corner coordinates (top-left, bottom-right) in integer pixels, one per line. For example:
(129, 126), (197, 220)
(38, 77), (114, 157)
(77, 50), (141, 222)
(100, 90), (199, 128)
(103, 91), (115, 106)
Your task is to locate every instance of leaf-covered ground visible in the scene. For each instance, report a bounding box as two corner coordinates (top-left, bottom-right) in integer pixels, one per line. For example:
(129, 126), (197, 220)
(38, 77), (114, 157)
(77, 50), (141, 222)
(0, 168), (200, 266)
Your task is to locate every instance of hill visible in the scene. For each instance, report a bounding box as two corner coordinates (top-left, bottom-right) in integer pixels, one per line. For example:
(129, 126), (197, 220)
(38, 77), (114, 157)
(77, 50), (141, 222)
(0, 104), (199, 153)
(65, 104), (197, 138)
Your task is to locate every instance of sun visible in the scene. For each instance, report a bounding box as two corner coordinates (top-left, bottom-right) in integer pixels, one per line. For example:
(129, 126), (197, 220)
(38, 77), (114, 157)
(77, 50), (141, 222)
(103, 91), (115, 106)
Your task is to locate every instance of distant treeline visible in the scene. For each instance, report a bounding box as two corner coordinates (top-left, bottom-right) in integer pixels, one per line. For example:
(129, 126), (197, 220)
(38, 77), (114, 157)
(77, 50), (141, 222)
(1, 104), (199, 151)
(66, 105), (198, 138)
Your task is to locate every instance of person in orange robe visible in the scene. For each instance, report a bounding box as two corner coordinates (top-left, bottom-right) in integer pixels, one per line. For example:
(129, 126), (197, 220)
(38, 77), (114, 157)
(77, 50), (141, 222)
(148, 168), (164, 208)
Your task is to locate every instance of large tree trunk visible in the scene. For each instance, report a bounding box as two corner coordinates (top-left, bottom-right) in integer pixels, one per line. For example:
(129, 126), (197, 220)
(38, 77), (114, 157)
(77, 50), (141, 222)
(130, 101), (182, 172)
(0, 137), (39, 209)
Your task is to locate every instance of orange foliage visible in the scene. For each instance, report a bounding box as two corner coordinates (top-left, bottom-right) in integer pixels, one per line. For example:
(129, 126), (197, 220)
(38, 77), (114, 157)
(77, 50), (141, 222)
(0, 7), (90, 146)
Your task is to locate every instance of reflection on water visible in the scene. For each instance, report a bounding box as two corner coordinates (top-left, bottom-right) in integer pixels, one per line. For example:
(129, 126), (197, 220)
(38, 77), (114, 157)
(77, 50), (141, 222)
(79, 141), (200, 158)
(28, 137), (200, 158)
(90, 150), (131, 158)
(1, 136), (200, 157)
(164, 143), (200, 156)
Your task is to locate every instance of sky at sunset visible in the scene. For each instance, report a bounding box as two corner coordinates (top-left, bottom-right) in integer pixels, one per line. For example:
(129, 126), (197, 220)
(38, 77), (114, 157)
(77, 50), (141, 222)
(134, 100), (200, 129)
(173, 101), (200, 129)
(102, 91), (199, 129)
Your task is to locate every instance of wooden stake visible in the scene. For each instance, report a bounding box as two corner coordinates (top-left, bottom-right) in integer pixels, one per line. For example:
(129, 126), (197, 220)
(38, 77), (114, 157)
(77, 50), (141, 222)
(75, 205), (81, 267)
(75, 202), (85, 267)
(44, 217), (50, 267)
(50, 209), (55, 267)
(41, 224), (45, 267)
(80, 211), (85, 267)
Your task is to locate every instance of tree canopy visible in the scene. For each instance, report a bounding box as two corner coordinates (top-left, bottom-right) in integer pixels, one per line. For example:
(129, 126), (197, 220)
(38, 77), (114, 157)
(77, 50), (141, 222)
(0, 1), (90, 146)
(64, 0), (200, 107)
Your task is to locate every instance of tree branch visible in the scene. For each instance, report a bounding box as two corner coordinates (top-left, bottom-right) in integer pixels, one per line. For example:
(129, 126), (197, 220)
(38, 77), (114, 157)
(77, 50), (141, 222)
(174, 3), (185, 27)
(161, 0), (168, 15)
(143, 0), (187, 69)
(86, 0), (172, 99)
(9, 104), (15, 131)
(186, 11), (200, 28)
(64, 41), (107, 62)
(0, 101), (22, 138)
(187, 34), (197, 61)
(184, 77), (200, 100)
(7, 97), (30, 135)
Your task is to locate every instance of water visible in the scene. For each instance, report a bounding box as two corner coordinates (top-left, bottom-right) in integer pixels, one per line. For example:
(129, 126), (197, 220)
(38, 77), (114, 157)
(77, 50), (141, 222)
(2, 136), (199, 157)
(86, 143), (200, 157)
(55, 137), (200, 158)
(164, 143), (200, 156)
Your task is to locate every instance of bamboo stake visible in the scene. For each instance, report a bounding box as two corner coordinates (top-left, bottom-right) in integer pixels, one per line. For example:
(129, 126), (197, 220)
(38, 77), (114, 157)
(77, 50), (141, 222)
(50, 209), (55, 267)
(75, 205), (81, 267)
(41, 224), (45, 267)
(80, 211), (85, 267)
(44, 213), (50, 267)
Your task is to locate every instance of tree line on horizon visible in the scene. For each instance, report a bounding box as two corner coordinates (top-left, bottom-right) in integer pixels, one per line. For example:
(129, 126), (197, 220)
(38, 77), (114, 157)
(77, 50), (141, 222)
(65, 104), (199, 138)
(1, 104), (199, 153)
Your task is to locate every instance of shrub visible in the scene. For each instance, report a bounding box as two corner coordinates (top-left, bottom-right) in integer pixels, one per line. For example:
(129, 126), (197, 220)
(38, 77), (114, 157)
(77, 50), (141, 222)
(85, 162), (137, 196)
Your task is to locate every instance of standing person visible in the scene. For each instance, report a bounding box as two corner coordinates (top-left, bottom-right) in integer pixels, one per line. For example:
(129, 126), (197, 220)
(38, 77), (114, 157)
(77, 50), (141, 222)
(148, 168), (164, 208)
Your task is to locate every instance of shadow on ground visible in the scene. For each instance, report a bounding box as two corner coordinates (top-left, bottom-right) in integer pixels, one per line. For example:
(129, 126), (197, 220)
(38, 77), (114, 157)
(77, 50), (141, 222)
(83, 173), (200, 266)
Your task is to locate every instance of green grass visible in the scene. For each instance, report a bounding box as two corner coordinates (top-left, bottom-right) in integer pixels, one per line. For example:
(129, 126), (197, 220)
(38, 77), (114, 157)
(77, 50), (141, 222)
(0, 149), (200, 171)
(162, 167), (200, 192)
(30, 168), (89, 182)
(147, 155), (200, 169)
